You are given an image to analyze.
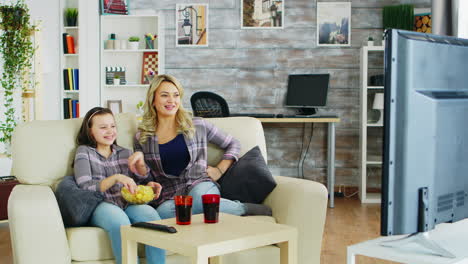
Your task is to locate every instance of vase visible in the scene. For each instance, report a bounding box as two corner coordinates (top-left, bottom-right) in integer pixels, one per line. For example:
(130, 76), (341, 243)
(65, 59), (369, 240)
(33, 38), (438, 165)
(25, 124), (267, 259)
(367, 40), (374, 46)
(128, 41), (139, 50)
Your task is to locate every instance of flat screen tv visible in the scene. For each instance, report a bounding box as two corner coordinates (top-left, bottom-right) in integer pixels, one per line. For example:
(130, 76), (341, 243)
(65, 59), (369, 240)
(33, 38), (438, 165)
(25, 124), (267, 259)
(381, 29), (468, 257)
(285, 74), (330, 115)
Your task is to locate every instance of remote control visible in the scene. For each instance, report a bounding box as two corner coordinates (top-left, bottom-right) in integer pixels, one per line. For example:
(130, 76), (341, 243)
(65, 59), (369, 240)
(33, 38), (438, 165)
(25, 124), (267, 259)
(131, 222), (177, 233)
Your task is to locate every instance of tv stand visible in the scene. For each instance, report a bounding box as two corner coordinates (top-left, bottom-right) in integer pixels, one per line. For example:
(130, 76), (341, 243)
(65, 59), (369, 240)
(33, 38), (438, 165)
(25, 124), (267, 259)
(296, 108), (316, 116)
(380, 232), (456, 258)
(347, 219), (468, 264)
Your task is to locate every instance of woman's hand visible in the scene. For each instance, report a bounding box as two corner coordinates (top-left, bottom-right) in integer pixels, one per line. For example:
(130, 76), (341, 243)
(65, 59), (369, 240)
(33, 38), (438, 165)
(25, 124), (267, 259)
(128, 151), (147, 175)
(146, 181), (163, 200)
(207, 166), (223, 181)
(115, 174), (137, 194)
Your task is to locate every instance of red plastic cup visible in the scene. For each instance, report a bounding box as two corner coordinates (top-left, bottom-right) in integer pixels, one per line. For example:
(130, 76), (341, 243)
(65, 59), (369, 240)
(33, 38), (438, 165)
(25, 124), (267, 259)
(202, 194), (220, 223)
(174, 195), (193, 225)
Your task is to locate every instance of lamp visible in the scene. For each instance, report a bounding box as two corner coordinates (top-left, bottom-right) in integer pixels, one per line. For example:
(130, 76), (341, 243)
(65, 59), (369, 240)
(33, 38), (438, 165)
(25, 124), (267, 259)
(180, 6), (201, 41)
(182, 19), (192, 36)
(373, 93), (384, 125)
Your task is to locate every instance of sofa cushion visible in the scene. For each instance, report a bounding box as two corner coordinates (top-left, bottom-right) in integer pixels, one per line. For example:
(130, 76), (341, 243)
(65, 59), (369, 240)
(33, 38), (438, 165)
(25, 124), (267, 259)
(11, 113), (137, 187)
(218, 146), (277, 203)
(56, 176), (104, 227)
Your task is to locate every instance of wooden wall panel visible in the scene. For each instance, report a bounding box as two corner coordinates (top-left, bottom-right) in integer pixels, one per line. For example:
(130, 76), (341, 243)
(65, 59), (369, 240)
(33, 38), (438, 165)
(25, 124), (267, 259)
(131, 0), (431, 188)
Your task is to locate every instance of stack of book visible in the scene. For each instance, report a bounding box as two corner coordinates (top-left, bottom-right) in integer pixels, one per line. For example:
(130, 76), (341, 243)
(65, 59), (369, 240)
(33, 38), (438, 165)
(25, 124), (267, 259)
(63, 98), (79, 119)
(63, 68), (79, 90)
(62, 33), (76, 54)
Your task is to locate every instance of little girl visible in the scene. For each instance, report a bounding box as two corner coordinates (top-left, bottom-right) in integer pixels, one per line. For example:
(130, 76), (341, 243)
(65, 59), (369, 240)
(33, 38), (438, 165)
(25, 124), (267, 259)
(74, 107), (165, 264)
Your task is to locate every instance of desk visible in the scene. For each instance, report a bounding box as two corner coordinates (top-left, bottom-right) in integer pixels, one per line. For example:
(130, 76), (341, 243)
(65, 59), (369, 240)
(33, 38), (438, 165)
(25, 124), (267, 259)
(257, 117), (340, 208)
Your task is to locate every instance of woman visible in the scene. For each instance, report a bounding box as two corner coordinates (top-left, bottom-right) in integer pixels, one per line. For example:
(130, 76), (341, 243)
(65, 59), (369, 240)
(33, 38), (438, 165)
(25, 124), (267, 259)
(74, 107), (165, 264)
(128, 74), (271, 219)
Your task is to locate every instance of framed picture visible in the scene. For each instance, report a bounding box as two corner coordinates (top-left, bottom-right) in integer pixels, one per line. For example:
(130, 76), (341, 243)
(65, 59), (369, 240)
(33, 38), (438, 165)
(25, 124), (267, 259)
(101, 0), (129, 15)
(176, 4), (208, 47)
(317, 2), (351, 46)
(241, 0), (284, 29)
(141, 52), (159, 84)
(107, 100), (122, 114)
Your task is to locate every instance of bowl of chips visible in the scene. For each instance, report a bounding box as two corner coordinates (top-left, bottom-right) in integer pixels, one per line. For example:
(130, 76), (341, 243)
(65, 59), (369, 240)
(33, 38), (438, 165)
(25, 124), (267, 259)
(121, 185), (154, 204)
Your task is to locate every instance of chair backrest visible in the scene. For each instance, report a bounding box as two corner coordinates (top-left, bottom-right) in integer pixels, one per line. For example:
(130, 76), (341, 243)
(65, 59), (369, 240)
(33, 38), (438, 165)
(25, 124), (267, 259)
(190, 91), (230, 117)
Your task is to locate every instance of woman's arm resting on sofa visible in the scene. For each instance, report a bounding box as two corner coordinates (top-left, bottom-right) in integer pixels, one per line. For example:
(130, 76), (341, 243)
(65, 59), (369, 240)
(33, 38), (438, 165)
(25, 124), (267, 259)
(8, 185), (72, 264)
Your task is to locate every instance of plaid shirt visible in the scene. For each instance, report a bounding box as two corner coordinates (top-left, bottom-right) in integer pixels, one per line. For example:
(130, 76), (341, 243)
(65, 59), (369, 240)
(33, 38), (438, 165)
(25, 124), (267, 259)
(74, 144), (149, 209)
(134, 117), (240, 207)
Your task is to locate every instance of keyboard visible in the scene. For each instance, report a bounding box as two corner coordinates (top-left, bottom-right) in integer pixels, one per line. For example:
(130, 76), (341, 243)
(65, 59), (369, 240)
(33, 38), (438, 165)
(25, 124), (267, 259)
(230, 113), (276, 118)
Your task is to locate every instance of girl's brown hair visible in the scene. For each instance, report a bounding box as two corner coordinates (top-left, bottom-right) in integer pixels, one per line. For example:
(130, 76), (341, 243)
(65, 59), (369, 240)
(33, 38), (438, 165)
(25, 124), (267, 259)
(76, 107), (115, 147)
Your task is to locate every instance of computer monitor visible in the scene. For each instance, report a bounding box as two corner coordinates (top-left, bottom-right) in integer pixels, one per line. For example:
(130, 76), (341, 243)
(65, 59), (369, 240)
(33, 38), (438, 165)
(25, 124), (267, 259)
(381, 29), (468, 257)
(285, 74), (330, 115)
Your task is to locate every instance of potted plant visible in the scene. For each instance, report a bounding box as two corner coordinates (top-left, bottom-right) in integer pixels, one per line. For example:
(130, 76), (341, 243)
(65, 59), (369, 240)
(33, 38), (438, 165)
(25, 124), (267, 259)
(65, 8), (78, 27)
(128, 36), (140, 50)
(367, 36), (374, 46)
(0, 0), (36, 154)
(113, 76), (121, 85)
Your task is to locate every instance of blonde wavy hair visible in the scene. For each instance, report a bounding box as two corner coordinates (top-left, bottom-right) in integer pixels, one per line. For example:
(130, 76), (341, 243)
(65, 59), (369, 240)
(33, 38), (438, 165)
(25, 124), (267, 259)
(138, 74), (195, 144)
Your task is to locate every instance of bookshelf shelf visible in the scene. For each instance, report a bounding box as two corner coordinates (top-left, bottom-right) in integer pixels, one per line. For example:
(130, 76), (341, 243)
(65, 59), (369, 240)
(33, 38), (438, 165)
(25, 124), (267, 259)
(103, 49), (159, 53)
(60, 0), (80, 119)
(359, 46), (385, 204)
(100, 13), (165, 114)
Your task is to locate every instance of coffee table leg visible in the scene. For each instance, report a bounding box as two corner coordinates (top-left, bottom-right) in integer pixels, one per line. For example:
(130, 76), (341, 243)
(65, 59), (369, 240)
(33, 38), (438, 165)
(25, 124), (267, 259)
(121, 229), (138, 264)
(279, 238), (298, 264)
(191, 254), (209, 264)
(209, 256), (222, 264)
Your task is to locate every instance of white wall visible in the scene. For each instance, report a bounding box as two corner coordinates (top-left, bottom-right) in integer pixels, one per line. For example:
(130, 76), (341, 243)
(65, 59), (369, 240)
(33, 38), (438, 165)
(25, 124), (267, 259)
(27, 0), (61, 120)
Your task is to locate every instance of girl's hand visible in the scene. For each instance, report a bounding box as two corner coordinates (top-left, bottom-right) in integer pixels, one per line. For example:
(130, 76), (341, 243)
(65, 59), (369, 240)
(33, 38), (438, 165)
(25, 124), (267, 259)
(146, 181), (163, 199)
(115, 174), (137, 194)
(128, 151), (146, 174)
(206, 166), (223, 181)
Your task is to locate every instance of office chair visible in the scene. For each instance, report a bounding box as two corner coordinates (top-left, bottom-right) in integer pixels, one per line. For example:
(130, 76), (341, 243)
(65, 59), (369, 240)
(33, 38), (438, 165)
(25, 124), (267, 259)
(190, 91), (230, 117)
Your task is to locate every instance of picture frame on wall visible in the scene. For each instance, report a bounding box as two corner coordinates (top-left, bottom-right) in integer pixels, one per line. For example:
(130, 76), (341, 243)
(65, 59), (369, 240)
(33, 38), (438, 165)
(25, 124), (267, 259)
(176, 4), (208, 47)
(241, 0), (284, 29)
(107, 100), (123, 114)
(101, 0), (129, 15)
(317, 2), (351, 46)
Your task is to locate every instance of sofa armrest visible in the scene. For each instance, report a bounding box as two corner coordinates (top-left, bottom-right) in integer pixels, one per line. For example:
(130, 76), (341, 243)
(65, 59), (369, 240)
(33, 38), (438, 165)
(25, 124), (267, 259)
(263, 176), (328, 264)
(8, 185), (71, 264)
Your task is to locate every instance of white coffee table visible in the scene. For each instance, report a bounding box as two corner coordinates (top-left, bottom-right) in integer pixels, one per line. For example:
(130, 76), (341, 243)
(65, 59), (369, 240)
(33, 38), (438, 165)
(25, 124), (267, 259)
(121, 213), (298, 264)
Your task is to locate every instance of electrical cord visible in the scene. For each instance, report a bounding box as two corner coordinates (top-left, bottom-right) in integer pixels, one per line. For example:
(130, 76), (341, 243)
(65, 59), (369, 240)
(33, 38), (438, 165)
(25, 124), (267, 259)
(297, 124), (305, 178)
(299, 123), (314, 179)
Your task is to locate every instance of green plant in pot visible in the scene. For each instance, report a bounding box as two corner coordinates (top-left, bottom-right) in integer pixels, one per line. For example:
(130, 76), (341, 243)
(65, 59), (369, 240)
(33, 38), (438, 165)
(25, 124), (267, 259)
(65, 8), (78, 27)
(128, 36), (140, 50)
(0, 0), (36, 154)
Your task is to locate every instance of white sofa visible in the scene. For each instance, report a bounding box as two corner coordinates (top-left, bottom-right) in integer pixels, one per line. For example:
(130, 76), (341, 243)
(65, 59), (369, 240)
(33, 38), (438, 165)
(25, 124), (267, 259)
(8, 114), (328, 264)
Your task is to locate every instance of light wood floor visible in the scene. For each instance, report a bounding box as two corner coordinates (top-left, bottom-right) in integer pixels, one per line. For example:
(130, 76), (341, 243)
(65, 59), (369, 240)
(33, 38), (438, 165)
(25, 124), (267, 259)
(0, 197), (396, 264)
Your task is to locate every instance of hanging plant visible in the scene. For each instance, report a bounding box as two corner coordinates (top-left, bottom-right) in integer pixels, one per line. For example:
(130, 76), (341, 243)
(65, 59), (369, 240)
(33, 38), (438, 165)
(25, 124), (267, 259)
(0, 0), (36, 151)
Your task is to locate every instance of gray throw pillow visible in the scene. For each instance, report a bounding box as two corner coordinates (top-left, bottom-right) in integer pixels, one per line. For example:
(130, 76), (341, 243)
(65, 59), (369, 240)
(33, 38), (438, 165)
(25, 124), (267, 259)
(55, 176), (104, 227)
(218, 146), (277, 203)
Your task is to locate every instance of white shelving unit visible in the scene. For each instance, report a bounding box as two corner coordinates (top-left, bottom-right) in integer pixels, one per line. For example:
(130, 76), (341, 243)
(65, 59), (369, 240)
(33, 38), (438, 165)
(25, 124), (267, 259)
(100, 14), (165, 114)
(60, 0), (80, 119)
(359, 46), (385, 203)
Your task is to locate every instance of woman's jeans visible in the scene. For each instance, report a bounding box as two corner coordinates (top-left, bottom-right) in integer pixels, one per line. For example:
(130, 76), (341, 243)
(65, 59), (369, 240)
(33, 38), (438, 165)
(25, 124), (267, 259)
(157, 181), (246, 219)
(90, 202), (165, 264)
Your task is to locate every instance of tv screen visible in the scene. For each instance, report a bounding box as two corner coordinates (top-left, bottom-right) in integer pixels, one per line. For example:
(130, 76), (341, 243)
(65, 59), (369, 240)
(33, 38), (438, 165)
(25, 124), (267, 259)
(382, 29), (468, 240)
(285, 74), (329, 115)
